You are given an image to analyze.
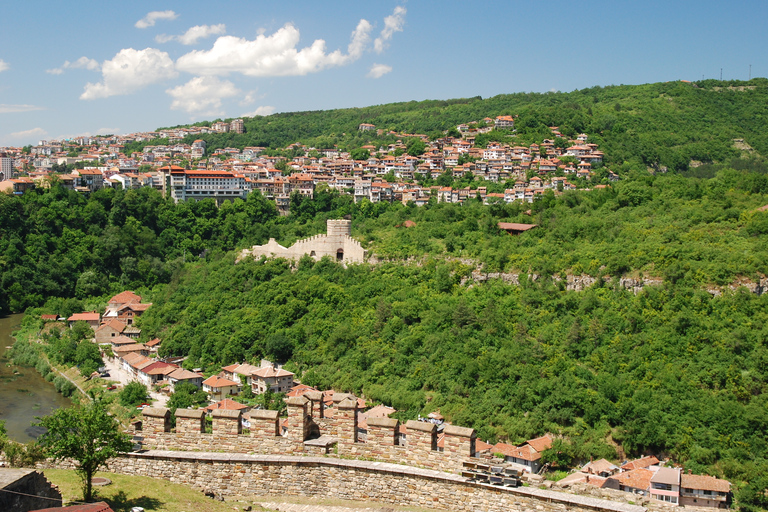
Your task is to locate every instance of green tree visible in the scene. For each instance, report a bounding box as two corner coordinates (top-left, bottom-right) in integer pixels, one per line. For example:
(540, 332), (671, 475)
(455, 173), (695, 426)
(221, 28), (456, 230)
(350, 148), (370, 160)
(119, 381), (148, 407)
(36, 400), (133, 501)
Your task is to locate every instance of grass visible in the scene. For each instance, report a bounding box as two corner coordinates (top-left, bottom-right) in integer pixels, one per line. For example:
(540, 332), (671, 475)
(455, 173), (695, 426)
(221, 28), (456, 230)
(43, 469), (240, 512)
(44, 469), (446, 512)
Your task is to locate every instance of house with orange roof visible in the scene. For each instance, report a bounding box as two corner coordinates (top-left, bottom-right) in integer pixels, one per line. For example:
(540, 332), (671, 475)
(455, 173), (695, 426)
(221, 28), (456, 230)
(679, 472), (731, 508)
(492, 434), (553, 473)
(94, 319), (128, 343)
(67, 311), (100, 330)
(202, 375), (241, 401)
(204, 398), (250, 415)
(604, 468), (654, 495)
(621, 455), (660, 472)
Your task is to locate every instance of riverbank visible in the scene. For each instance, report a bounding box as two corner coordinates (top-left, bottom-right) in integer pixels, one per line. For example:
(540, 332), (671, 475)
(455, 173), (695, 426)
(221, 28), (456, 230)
(0, 314), (71, 442)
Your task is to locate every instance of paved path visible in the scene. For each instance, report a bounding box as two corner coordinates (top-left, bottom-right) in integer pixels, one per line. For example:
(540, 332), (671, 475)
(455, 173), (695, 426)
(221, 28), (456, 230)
(52, 367), (91, 400)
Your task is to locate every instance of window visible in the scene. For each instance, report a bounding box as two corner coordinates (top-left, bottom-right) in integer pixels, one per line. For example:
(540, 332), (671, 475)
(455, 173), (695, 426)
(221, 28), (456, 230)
(654, 483), (672, 491)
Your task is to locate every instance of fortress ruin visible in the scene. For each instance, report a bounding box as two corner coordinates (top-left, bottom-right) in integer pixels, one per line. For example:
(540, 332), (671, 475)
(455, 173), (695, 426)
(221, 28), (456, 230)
(237, 219), (367, 265)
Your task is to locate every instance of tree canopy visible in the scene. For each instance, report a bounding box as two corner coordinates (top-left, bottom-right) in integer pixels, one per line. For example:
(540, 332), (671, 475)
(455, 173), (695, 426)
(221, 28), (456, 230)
(36, 400), (133, 501)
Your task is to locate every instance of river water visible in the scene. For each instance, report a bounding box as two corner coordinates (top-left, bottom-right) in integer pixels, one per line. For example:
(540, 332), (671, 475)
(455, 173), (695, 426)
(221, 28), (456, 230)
(0, 314), (71, 442)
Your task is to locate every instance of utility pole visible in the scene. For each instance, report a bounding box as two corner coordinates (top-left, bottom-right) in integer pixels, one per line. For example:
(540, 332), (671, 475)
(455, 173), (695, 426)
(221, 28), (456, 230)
(720, 68), (723, 81)
(749, 64), (752, 80)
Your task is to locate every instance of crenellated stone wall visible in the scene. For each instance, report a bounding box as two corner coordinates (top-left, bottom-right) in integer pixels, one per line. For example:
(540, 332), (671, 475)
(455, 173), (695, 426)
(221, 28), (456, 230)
(139, 396), (475, 473)
(101, 451), (647, 512)
(237, 219), (367, 264)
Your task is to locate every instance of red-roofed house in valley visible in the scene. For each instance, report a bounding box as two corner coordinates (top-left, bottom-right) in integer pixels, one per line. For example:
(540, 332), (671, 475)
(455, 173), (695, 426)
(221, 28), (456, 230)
(621, 455), (660, 472)
(202, 375), (241, 401)
(492, 434), (553, 473)
(679, 472), (731, 508)
(474, 439), (494, 457)
(582, 458), (619, 478)
(136, 361), (177, 386)
(604, 468), (654, 495)
(108, 290), (141, 307)
(41, 314), (58, 322)
(94, 319), (127, 343)
(285, 383), (318, 398)
(204, 398), (250, 414)
(251, 365), (295, 394)
(32, 501), (115, 512)
(166, 368), (203, 391)
(145, 338), (161, 353)
(67, 311), (100, 329)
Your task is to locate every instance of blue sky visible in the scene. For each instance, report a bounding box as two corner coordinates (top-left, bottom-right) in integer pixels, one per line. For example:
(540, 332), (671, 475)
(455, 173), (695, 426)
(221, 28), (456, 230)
(1, 1), (766, 147)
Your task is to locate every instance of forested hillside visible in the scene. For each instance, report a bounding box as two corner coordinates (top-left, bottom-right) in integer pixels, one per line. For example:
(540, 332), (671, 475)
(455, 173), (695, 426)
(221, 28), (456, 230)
(5, 80), (768, 506)
(152, 78), (768, 175)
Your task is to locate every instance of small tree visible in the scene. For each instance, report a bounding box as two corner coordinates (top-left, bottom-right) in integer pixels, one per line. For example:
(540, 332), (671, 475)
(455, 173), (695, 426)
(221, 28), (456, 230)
(36, 400), (132, 502)
(119, 382), (148, 407)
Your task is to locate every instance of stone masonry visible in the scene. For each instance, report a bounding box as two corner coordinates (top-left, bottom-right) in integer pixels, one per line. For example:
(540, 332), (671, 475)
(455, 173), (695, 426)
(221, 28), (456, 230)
(237, 219), (367, 265)
(102, 451), (647, 512)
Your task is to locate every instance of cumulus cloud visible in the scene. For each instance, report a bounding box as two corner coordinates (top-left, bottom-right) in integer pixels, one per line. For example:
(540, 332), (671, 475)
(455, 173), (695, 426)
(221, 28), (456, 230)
(10, 127), (47, 140)
(135, 10), (178, 29)
(166, 76), (241, 116)
(374, 6), (406, 53)
(81, 48), (178, 100)
(175, 19), (372, 77)
(46, 56), (100, 75)
(239, 90), (261, 106)
(367, 63), (392, 78)
(0, 104), (45, 114)
(0, 59), (8, 72)
(241, 106), (275, 117)
(156, 24), (227, 45)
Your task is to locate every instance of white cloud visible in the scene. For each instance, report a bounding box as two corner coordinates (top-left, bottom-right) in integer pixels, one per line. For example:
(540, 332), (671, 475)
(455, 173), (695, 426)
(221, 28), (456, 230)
(239, 90), (260, 106)
(156, 24), (227, 45)
(10, 127), (47, 140)
(81, 48), (178, 100)
(367, 63), (392, 78)
(135, 10), (178, 29)
(0, 104), (45, 114)
(0, 59), (8, 72)
(46, 56), (100, 75)
(175, 19), (372, 77)
(374, 6), (406, 53)
(241, 106), (275, 117)
(166, 76), (241, 116)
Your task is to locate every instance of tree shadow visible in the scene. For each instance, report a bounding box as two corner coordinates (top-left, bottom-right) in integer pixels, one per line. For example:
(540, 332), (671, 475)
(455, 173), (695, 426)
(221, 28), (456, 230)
(104, 490), (164, 512)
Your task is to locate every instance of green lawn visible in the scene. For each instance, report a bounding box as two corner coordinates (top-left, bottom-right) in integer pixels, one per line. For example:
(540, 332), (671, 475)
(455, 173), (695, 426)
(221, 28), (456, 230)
(43, 469), (243, 512)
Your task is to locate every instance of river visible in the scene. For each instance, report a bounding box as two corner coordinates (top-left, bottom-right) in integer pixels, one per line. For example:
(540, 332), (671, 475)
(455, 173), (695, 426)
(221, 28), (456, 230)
(0, 314), (71, 442)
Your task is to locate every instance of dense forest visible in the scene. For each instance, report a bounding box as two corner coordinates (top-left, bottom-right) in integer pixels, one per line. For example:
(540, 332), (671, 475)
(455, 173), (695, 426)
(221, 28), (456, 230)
(153, 78), (768, 176)
(5, 80), (768, 507)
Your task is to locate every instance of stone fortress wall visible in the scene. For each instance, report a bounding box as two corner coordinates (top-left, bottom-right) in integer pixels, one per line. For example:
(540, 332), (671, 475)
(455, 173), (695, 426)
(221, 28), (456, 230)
(237, 219), (367, 265)
(139, 394), (472, 474)
(128, 394), (648, 512)
(106, 450), (646, 512)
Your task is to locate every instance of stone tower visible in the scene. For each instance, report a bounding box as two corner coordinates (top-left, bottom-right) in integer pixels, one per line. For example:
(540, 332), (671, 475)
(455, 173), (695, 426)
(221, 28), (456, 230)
(326, 219), (352, 237)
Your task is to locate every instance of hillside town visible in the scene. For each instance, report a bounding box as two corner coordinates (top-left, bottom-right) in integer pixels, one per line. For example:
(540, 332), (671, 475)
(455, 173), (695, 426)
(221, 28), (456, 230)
(0, 116), (617, 209)
(50, 288), (732, 509)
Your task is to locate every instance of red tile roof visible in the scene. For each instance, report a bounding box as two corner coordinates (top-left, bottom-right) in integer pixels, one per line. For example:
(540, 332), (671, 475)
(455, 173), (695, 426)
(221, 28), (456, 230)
(611, 468), (653, 492)
(108, 290), (141, 305)
(681, 473), (730, 493)
(32, 501), (115, 512)
(622, 455), (659, 471)
(526, 434), (554, 453)
(204, 398), (249, 412)
(203, 375), (239, 388)
(68, 311), (100, 322)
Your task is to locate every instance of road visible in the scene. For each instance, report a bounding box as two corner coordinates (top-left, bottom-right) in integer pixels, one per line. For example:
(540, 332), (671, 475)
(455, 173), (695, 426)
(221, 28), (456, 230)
(102, 355), (169, 407)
